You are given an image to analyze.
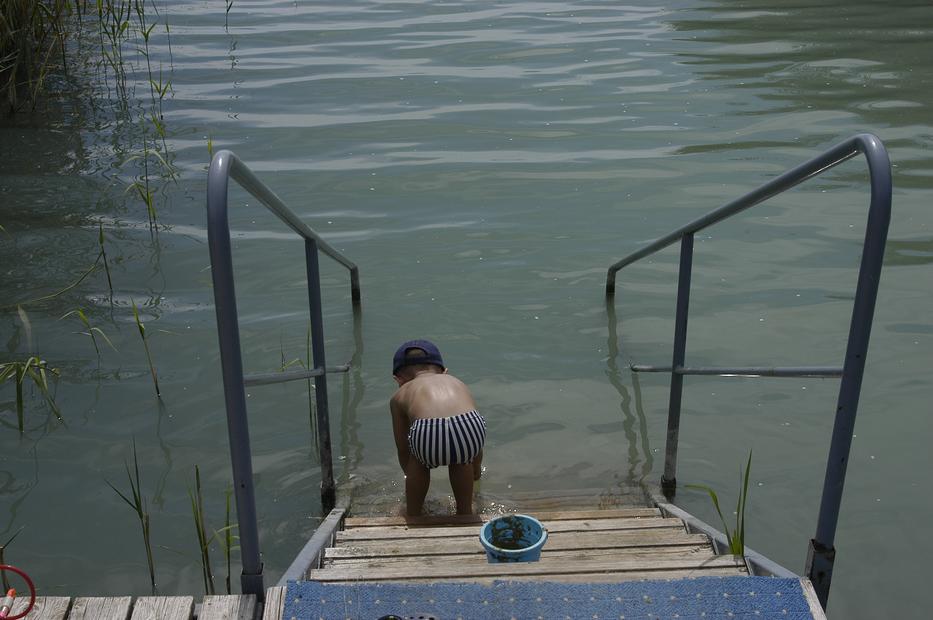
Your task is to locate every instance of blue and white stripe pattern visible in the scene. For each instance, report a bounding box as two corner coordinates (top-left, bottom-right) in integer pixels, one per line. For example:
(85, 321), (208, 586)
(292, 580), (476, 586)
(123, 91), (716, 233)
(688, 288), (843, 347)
(408, 410), (486, 469)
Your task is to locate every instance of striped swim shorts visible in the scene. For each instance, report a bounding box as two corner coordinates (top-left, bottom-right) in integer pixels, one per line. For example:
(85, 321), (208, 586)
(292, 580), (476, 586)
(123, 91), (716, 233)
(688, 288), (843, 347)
(407, 410), (486, 469)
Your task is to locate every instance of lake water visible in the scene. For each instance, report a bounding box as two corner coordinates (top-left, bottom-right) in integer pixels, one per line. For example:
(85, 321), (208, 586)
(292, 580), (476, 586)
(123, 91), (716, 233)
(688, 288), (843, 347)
(1, 0), (932, 616)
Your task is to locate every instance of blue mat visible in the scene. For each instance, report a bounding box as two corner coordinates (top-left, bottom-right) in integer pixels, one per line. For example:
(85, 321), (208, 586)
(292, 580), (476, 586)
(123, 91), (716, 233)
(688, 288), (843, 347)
(283, 576), (817, 619)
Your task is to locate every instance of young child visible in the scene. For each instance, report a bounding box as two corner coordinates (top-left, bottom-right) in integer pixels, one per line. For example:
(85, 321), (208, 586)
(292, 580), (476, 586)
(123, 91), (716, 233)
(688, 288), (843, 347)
(390, 339), (485, 515)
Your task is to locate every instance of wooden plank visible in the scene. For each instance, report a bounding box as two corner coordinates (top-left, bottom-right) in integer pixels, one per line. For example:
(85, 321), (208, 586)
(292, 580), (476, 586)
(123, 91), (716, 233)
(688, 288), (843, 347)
(261, 587), (286, 620)
(344, 508), (661, 528)
(327, 530), (709, 559)
(309, 553), (745, 582)
(10, 597), (71, 620)
(360, 566), (748, 585)
(197, 595), (256, 620)
(336, 516), (684, 541)
(326, 545), (714, 569)
(800, 578), (828, 620)
(67, 597), (132, 620)
(129, 597), (194, 620)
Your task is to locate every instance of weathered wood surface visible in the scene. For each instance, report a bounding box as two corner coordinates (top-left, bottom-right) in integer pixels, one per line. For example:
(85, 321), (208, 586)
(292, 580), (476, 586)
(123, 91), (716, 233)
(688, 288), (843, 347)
(261, 587), (286, 620)
(197, 595), (257, 620)
(327, 544), (713, 568)
(9, 595), (254, 620)
(310, 507), (755, 586)
(129, 596), (193, 620)
(10, 597), (71, 620)
(343, 507), (661, 528)
(337, 516), (683, 541)
(67, 597), (132, 620)
(308, 553), (746, 582)
(327, 529), (709, 559)
(801, 579), (829, 620)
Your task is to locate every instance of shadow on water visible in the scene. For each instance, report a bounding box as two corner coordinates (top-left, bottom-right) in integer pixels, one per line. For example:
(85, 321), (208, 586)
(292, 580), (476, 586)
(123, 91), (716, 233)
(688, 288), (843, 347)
(604, 296), (654, 496)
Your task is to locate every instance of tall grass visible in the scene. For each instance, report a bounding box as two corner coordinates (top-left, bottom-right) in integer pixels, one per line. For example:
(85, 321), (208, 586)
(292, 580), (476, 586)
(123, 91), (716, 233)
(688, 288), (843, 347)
(0, 357), (62, 432)
(0, 0), (77, 112)
(107, 440), (157, 594)
(189, 465), (215, 595)
(131, 300), (160, 397)
(686, 450), (753, 557)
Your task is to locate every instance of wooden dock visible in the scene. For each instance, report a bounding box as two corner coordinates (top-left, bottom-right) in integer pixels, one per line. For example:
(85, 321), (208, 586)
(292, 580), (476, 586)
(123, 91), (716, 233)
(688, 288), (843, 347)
(14, 503), (825, 619)
(9, 592), (284, 620)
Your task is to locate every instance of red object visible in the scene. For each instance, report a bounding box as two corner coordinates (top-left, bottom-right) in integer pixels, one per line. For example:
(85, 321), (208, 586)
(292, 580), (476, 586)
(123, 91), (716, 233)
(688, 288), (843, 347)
(0, 566), (35, 620)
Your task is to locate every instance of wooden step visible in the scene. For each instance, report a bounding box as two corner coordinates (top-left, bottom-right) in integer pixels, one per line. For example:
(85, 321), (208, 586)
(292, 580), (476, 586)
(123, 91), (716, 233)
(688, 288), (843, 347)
(308, 553), (746, 583)
(337, 516), (683, 542)
(327, 529), (710, 559)
(343, 507), (661, 528)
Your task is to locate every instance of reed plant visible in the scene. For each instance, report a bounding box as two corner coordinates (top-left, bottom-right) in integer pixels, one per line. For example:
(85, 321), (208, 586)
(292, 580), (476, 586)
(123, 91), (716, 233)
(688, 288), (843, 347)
(0, 527), (24, 591)
(219, 486), (236, 594)
(61, 307), (116, 360)
(189, 465), (216, 595)
(0, 356), (62, 433)
(98, 223), (114, 300)
(131, 300), (160, 397)
(686, 450), (753, 557)
(0, 0), (76, 112)
(107, 440), (157, 594)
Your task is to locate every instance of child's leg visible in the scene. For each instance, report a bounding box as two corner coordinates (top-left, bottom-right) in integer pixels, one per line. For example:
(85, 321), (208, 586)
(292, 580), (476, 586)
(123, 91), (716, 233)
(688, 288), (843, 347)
(405, 460), (430, 516)
(448, 463), (474, 515)
(472, 449), (484, 481)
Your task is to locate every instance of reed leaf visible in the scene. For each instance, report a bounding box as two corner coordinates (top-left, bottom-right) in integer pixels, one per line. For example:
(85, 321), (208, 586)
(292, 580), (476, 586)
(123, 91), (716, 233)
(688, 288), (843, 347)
(0, 527), (24, 591)
(98, 223), (114, 300)
(188, 465), (215, 595)
(1, 356), (61, 433)
(106, 440), (156, 593)
(685, 449), (752, 557)
(61, 308), (117, 359)
(132, 300), (160, 397)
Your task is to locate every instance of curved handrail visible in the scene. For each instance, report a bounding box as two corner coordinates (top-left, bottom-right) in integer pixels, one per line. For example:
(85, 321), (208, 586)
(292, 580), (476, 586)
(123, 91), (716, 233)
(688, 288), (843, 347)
(208, 149), (361, 303)
(606, 133), (891, 295)
(603, 133), (892, 610)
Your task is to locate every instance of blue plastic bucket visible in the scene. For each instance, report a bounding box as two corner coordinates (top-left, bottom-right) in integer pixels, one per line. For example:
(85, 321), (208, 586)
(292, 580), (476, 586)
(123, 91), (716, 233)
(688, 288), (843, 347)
(479, 514), (548, 563)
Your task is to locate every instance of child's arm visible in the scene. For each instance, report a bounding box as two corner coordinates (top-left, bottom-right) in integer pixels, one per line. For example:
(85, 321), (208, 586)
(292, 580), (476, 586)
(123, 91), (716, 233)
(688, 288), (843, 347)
(390, 397), (412, 472)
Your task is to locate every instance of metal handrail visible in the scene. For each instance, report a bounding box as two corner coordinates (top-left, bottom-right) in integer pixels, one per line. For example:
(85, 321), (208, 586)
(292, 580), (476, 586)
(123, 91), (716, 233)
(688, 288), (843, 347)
(206, 149), (361, 598)
(605, 133), (892, 610)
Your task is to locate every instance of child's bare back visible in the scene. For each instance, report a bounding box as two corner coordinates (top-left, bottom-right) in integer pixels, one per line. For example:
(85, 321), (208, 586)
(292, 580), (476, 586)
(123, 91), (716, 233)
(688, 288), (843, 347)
(390, 340), (485, 515)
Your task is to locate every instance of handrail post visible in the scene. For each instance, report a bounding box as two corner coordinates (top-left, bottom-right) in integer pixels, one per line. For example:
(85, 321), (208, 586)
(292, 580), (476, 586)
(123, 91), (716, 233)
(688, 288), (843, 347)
(305, 239), (337, 512)
(661, 233), (694, 497)
(807, 135), (892, 609)
(206, 152), (264, 598)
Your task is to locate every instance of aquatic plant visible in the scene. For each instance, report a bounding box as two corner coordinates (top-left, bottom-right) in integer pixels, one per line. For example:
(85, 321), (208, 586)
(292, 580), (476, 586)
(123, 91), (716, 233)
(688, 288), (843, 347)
(61, 307), (117, 360)
(685, 450), (752, 557)
(188, 465), (215, 595)
(107, 440), (157, 594)
(0, 356), (62, 433)
(97, 223), (114, 301)
(218, 485), (236, 594)
(0, 0), (75, 112)
(0, 527), (24, 591)
(186, 469), (238, 595)
(131, 300), (160, 397)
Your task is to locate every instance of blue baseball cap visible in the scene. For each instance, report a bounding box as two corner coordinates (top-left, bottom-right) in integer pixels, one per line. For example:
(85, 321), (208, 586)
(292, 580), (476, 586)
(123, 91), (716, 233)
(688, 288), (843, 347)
(393, 339), (445, 375)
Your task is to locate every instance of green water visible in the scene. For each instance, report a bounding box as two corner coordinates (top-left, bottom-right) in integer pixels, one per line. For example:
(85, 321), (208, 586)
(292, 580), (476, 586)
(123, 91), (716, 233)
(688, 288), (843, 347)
(1, 0), (932, 616)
